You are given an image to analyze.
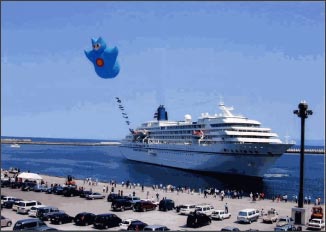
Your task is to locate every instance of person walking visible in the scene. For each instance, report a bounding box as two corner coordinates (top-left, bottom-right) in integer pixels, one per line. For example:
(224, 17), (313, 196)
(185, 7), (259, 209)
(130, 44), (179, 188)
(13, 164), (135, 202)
(225, 203), (228, 213)
(204, 190), (207, 198)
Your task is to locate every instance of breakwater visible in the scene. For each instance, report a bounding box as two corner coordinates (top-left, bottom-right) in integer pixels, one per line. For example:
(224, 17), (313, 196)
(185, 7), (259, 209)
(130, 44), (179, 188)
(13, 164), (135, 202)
(1, 139), (120, 146)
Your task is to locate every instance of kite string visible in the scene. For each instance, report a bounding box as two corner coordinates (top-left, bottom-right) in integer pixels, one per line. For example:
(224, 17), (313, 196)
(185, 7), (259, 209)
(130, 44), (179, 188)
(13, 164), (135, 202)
(115, 97), (133, 133)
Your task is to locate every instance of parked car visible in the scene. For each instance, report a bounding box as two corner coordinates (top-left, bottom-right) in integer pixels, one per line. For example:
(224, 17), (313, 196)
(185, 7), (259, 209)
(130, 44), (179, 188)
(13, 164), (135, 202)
(21, 182), (37, 191)
(62, 186), (80, 197)
(1, 179), (11, 187)
(28, 205), (47, 217)
(211, 210), (231, 220)
(111, 198), (133, 211)
(119, 219), (147, 231)
(52, 186), (64, 195)
(45, 187), (54, 194)
(119, 219), (138, 230)
(73, 212), (95, 226)
(126, 196), (141, 204)
(12, 200), (25, 211)
(119, 219), (147, 230)
(2, 198), (23, 209)
(86, 192), (105, 200)
(17, 200), (43, 214)
(186, 211), (212, 228)
(49, 212), (74, 225)
(79, 190), (92, 198)
(263, 208), (279, 223)
(143, 225), (170, 231)
(25, 226), (58, 231)
(158, 199), (175, 211)
(107, 193), (121, 202)
(133, 200), (157, 212)
(237, 209), (260, 224)
(307, 218), (325, 230)
(1, 216), (12, 227)
(221, 226), (241, 231)
(276, 217), (294, 227)
(178, 204), (196, 215)
(274, 224), (298, 231)
(194, 204), (215, 216)
(127, 220), (148, 230)
(37, 207), (61, 221)
(10, 181), (23, 189)
(33, 185), (48, 192)
(93, 213), (122, 229)
(1, 196), (16, 205)
(141, 198), (159, 206)
(46, 186), (64, 194)
(13, 218), (48, 231)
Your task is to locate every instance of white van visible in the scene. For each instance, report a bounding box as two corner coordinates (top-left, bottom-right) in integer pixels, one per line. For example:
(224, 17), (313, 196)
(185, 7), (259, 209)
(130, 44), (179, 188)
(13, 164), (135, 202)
(12, 200), (24, 211)
(1, 196), (15, 205)
(195, 204), (214, 216)
(211, 210), (231, 220)
(237, 208), (260, 223)
(179, 204), (196, 215)
(28, 205), (47, 217)
(16, 200), (42, 214)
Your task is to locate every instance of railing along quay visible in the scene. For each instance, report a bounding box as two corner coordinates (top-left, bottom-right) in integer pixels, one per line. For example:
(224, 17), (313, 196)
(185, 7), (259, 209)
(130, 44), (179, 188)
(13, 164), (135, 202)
(1, 139), (324, 153)
(286, 148), (325, 154)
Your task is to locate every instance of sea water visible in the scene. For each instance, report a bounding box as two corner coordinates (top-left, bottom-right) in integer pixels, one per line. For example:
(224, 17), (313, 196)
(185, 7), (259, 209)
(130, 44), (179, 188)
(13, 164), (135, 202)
(1, 138), (324, 201)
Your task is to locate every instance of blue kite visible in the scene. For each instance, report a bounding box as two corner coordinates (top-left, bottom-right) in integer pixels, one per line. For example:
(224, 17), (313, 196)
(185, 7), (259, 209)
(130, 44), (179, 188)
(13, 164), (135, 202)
(84, 37), (120, 79)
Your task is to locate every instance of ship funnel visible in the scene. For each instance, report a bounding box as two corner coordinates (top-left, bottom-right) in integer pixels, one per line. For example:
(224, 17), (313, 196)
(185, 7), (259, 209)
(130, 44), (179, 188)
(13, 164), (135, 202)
(154, 105), (168, 121)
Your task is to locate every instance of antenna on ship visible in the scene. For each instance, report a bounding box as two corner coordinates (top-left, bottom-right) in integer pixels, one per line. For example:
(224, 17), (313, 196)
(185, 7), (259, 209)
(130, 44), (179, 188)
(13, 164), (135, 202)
(219, 95), (224, 106)
(218, 96), (234, 117)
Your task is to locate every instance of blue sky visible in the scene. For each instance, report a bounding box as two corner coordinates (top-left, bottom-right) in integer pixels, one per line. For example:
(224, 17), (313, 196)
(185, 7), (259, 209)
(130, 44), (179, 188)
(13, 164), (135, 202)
(1, 1), (325, 141)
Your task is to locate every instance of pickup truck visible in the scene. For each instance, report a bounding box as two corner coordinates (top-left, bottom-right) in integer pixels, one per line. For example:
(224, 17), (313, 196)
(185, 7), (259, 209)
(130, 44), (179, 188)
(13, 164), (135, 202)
(307, 218), (325, 230)
(263, 209), (279, 223)
(276, 216), (294, 227)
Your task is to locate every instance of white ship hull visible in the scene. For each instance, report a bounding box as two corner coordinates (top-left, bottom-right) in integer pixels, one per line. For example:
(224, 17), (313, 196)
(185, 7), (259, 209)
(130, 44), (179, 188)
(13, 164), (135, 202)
(119, 143), (292, 178)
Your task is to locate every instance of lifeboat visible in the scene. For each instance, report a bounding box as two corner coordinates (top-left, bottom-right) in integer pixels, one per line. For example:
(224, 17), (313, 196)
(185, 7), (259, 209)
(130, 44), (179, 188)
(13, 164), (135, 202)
(192, 130), (204, 139)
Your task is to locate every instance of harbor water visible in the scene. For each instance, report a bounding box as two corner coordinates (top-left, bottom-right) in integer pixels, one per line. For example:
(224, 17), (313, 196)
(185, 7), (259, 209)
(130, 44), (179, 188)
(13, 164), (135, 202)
(1, 138), (324, 201)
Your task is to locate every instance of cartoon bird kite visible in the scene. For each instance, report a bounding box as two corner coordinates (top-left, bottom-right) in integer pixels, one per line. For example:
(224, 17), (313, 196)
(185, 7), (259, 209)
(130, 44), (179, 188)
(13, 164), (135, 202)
(84, 37), (120, 79)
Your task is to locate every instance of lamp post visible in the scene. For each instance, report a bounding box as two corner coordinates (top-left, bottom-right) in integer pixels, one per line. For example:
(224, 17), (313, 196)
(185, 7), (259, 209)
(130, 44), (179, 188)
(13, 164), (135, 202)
(293, 101), (313, 208)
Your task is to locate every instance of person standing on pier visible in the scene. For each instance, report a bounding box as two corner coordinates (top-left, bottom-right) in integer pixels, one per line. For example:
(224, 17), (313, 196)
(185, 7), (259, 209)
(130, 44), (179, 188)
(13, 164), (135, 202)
(225, 203), (228, 213)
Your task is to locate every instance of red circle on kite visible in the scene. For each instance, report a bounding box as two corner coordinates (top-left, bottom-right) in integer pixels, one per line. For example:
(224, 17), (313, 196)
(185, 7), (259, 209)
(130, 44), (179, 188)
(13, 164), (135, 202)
(96, 58), (104, 67)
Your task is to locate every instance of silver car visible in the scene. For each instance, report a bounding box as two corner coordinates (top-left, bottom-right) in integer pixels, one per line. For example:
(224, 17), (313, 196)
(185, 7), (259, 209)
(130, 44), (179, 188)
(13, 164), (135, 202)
(86, 192), (105, 200)
(1, 216), (12, 227)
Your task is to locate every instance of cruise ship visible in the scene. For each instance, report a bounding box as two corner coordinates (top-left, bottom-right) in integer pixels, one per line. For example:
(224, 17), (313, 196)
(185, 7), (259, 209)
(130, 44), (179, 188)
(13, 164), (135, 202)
(119, 103), (293, 178)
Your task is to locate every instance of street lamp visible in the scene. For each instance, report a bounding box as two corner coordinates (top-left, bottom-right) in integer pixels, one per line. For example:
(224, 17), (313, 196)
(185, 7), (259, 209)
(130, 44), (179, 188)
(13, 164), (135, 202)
(293, 101), (313, 208)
